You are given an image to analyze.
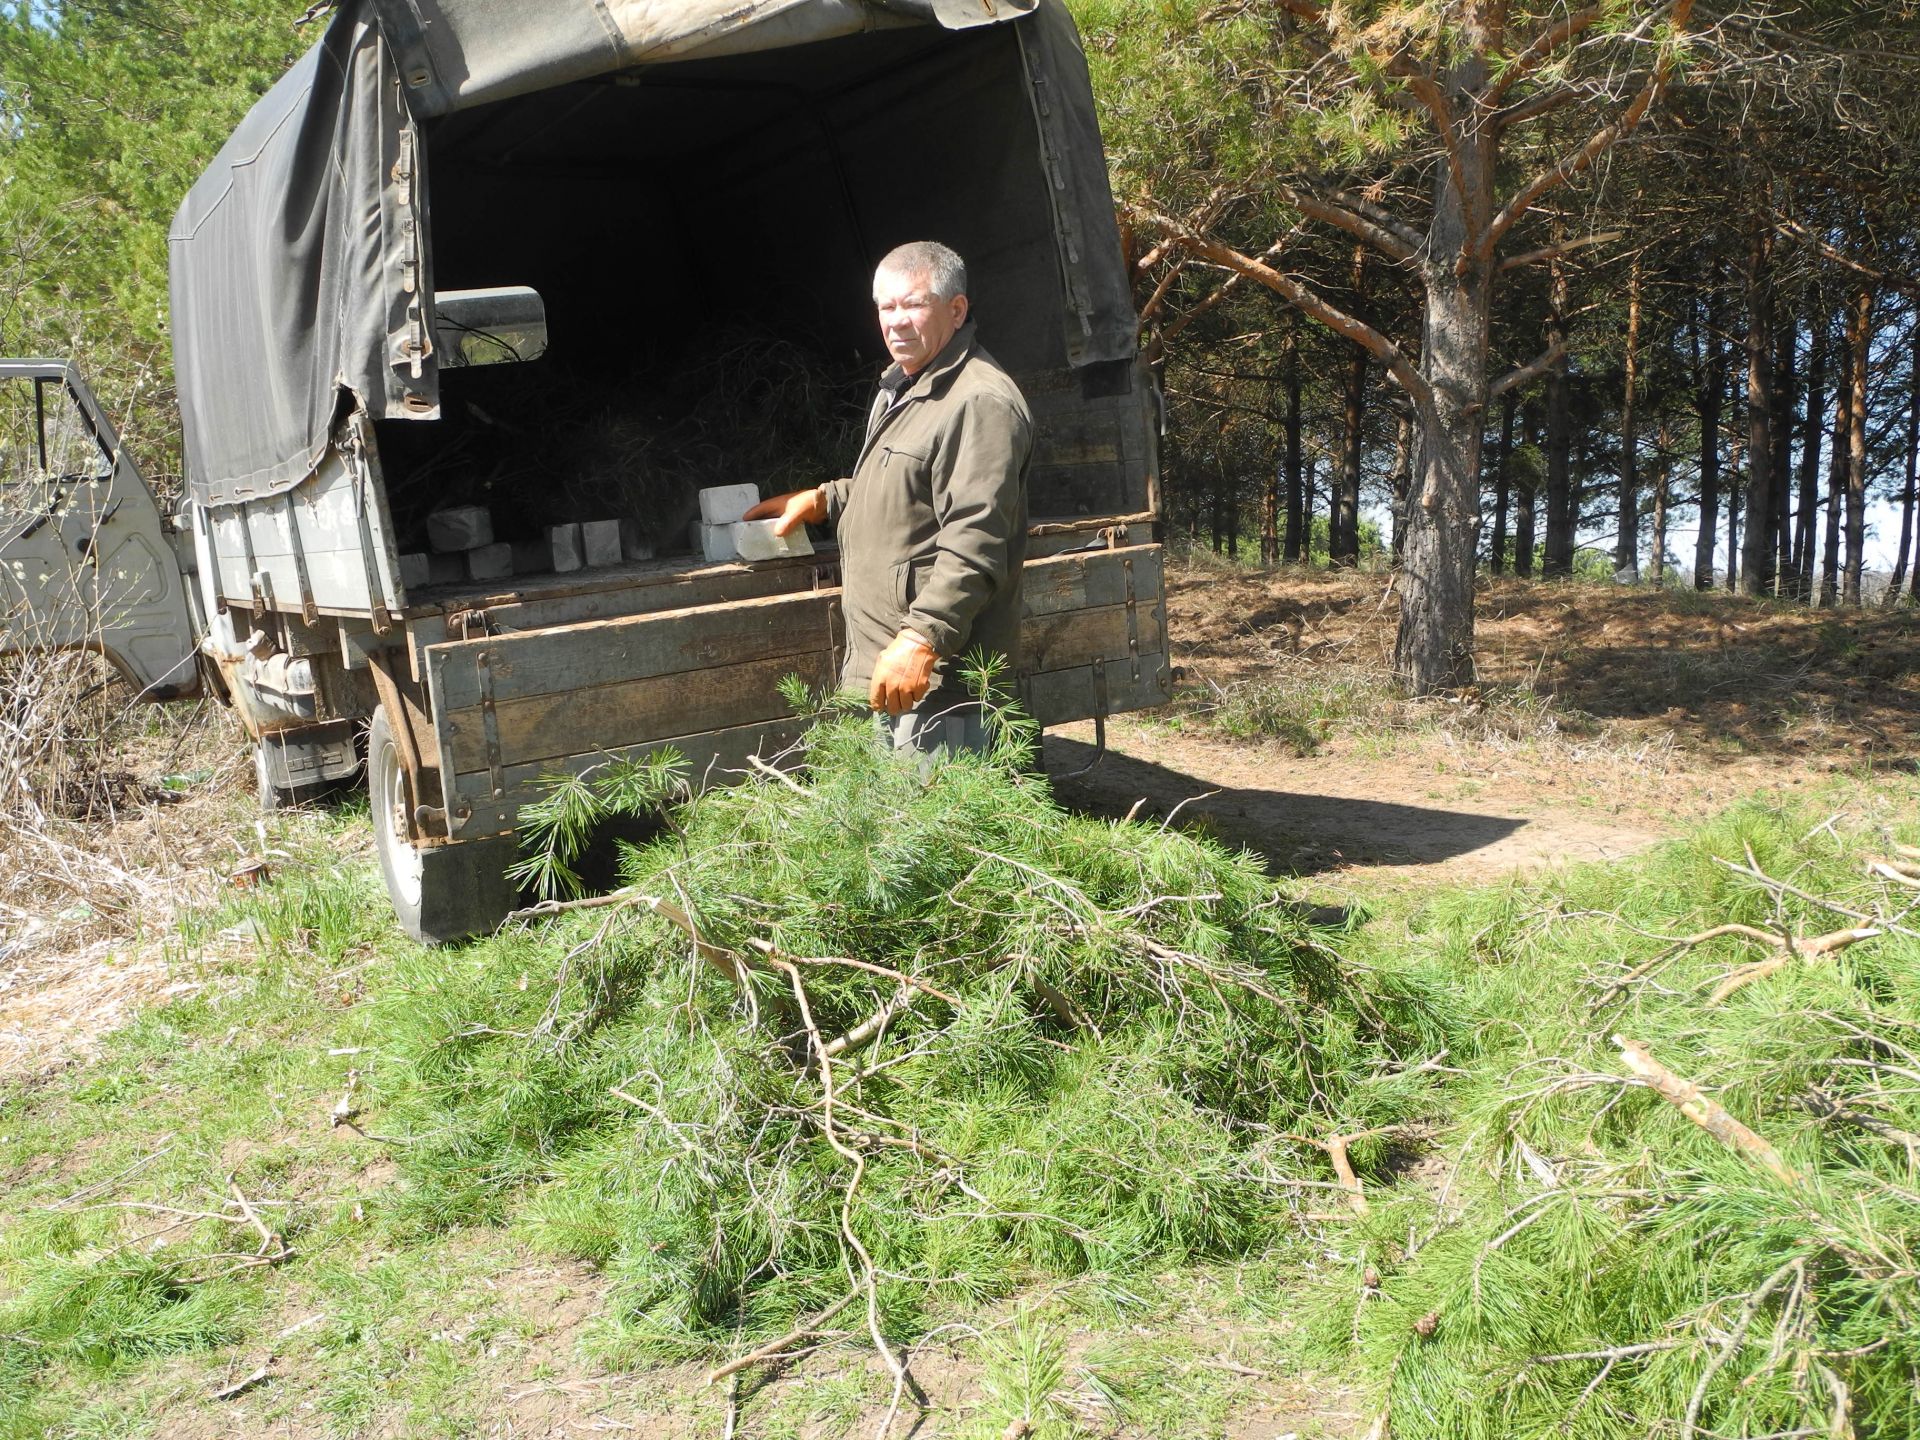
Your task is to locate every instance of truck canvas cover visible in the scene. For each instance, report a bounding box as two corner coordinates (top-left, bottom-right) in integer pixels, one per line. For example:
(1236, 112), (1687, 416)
(168, 0), (1135, 506)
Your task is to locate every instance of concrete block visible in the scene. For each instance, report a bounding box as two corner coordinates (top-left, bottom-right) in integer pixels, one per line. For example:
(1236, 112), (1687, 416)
(581, 518), (625, 567)
(730, 518), (815, 562)
(427, 504), (492, 553)
(398, 552), (432, 590)
(697, 521), (740, 564)
(698, 483), (761, 525)
(467, 542), (513, 580)
(427, 552), (466, 584)
(549, 523), (584, 572)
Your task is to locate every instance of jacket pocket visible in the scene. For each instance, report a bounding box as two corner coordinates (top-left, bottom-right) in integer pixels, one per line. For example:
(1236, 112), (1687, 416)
(891, 560), (912, 611)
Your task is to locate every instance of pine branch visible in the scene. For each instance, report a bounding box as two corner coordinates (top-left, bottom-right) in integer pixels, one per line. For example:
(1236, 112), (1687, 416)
(1485, 4), (1606, 108)
(1489, 337), (1567, 400)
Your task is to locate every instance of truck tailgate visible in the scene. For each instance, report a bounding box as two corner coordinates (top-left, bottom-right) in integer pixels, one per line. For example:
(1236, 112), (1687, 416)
(424, 545), (1168, 838)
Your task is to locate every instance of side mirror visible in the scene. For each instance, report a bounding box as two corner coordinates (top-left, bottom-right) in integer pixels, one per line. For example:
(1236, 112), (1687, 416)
(433, 286), (548, 368)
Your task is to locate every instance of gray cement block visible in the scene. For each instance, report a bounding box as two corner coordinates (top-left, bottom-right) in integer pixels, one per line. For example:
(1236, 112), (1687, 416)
(620, 520), (653, 562)
(398, 552), (432, 590)
(467, 542), (513, 580)
(731, 518), (815, 562)
(549, 523), (584, 572)
(697, 521), (740, 564)
(427, 504), (493, 553)
(698, 484), (761, 525)
(427, 552), (466, 584)
(581, 519), (625, 567)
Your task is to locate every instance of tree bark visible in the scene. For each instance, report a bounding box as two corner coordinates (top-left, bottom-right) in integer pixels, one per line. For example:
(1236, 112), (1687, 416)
(1391, 413), (1413, 563)
(1891, 324), (1919, 606)
(1333, 247), (1368, 567)
(1738, 223), (1775, 596)
(1283, 341), (1304, 562)
(1650, 421), (1671, 585)
(1793, 297), (1829, 600)
(1615, 251), (1643, 580)
(1394, 122), (1496, 693)
(1544, 237), (1575, 578)
(1516, 402), (1538, 578)
(1770, 303), (1797, 589)
(1821, 331), (1850, 608)
(1694, 287), (1723, 590)
(1844, 284), (1873, 606)
(1490, 388), (1516, 574)
(1725, 424), (1743, 593)
(1302, 456), (1317, 565)
(1335, 346), (1368, 566)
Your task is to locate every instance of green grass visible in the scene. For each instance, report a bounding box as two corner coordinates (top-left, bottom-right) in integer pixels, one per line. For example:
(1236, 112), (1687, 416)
(3, 724), (1917, 1438)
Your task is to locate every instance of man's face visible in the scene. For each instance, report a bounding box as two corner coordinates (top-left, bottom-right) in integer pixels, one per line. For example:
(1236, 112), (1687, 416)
(874, 266), (968, 376)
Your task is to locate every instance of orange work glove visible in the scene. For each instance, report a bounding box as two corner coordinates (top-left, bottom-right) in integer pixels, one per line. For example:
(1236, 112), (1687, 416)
(869, 630), (938, 716)
(742, 485), (829, 537)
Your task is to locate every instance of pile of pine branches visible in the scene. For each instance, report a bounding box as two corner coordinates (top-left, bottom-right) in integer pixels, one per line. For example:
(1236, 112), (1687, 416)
(1321, 800), (1920, 1439)
(363, 694), (1451, 1404)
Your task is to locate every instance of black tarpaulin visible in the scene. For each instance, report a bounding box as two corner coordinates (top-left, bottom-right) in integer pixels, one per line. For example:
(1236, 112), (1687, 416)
(169, 0), (1132, 506)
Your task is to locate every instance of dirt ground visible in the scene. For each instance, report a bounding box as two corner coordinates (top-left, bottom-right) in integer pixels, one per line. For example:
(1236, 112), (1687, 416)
(1044, 561), (1918, 897)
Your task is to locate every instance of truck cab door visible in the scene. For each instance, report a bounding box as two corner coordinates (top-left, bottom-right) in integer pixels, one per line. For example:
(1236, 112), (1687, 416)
(0, 361), (200, 698)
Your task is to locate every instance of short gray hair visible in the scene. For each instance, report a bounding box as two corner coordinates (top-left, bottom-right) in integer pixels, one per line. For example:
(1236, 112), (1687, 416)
(875, 241), (968, 302)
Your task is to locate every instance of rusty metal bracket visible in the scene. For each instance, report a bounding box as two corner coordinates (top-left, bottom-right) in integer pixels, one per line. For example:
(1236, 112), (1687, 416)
(1123, 556), (1141, 682)
(448, 608), (494, 642)
(1056, 656), (1109, 780)
(474, 648), (505, 799)
(285, 492), (319, 625)
(364, 648), (442, 840)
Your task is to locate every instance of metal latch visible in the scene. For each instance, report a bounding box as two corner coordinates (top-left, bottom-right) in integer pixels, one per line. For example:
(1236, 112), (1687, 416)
(448, 608), (493, 641)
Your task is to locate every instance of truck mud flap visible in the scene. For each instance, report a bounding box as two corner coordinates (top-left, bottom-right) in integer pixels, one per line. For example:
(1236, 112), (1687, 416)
(424, 589), (842, 838)
(1019, 544), (1171, 727)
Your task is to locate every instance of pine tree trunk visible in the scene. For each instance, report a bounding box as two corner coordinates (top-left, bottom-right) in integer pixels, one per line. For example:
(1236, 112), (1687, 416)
(1694, 287), (1723, 590)
(1771, 305), (1796, 589)
(1616, 252), (1643, 580)
(1844, 284), (1872, 606)
(1391, 413), (1413, 563)
(1890, 325), (1919, 606)
(1738, 224), (1775, 596)
(1544, 239), (1575, 578)
(1491, 389), (1515, 575)
(1650, 421), (1672, 585)
(1515, 402), (1538, 578)
(1335, 345), (1367, 567)
(1394, 139), (1495, 693)
(1793, 297), (1828, 600)
(1303, 457), (1316, 565)
(1726, 424), (1743, 593)
(1821, 331), (1850, 608)
(1283, 345), (1304, 562)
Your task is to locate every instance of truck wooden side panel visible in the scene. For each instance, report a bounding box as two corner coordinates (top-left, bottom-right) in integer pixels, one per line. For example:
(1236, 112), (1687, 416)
(426, 544), (1169, 837)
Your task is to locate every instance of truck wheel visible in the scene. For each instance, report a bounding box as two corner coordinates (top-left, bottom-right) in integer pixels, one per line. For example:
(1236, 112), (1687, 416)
(368, 705), (519, 944)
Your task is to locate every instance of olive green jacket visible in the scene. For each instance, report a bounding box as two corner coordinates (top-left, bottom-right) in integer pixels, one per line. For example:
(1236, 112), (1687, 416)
(824, 323), (1032, 694)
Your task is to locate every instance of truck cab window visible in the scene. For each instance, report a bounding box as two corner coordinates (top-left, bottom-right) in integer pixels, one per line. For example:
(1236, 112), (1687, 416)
(0, 377), (112, 486)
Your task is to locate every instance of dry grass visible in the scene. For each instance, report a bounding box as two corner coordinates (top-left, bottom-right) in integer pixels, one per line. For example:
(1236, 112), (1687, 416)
(0, 649), (256, 1077)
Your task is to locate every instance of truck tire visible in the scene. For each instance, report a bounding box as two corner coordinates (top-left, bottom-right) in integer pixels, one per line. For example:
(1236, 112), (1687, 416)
(368, 705), (519, 944)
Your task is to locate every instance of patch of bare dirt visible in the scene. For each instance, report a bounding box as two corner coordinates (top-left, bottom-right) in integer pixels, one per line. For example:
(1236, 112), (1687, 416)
(1046, 562), (1918, 889)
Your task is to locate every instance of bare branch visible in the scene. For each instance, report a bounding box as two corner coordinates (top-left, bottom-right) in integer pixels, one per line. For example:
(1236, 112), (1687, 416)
(1476, 0), (1697, 263)
(1286, 186), (1420, 265)
(1489, 337), (1567, 399)
(1493, 84), (1579, 130)
(1499, 231), (1623, 272)
(1131, 207), (1432, 411)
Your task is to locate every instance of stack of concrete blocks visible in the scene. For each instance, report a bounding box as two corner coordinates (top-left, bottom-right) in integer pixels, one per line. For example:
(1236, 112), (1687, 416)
(398, 506), (660, 590)
(692, 484), (814, 564)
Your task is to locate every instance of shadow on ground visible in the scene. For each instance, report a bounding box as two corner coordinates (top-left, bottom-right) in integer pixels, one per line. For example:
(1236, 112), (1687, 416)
(1043, 734), (1524, 879)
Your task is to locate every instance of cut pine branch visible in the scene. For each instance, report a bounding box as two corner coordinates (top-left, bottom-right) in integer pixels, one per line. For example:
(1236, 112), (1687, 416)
(1613, 1036), (1800, 1186)
(1706, 925), (1882, 1005)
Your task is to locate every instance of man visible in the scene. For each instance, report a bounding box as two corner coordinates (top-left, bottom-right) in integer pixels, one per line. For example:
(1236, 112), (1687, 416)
(746, 241), (1032, 756)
